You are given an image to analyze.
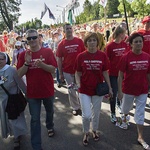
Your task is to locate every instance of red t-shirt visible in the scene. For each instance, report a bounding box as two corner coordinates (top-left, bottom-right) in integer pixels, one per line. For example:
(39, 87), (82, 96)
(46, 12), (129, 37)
(118, 51), (150, 96)
(56, 37), (85, 74)
(17, 48), (57, 98)
(106, 41), (128, 76)
(138, 29), (150, 54)
(3, 35), (8, 45)
(75, 50), (109, 96)
(0, 40), (6, 52)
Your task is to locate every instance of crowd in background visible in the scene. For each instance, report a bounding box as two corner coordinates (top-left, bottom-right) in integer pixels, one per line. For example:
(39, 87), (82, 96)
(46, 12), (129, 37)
(0, 15), (150, 150)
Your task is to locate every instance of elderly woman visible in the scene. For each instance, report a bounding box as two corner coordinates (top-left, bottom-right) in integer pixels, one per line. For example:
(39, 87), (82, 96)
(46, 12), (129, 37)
(0, 52), (27, 150)
(11, 41), (25, 66)
(118, 33), (150, 150)
(75, 32), (112, 146)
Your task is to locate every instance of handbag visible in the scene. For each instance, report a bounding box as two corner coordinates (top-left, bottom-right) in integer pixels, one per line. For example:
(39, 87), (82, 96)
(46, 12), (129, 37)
(88, 59), (109, 96)
(0, 84), (27, 120)
(96, 82), (109, 96)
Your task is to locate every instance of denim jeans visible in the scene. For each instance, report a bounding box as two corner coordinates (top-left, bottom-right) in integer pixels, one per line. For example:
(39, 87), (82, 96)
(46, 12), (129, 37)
(109, 76), (120, 114)
(28, 96), (54, 150)
(56, 68), (61, 84)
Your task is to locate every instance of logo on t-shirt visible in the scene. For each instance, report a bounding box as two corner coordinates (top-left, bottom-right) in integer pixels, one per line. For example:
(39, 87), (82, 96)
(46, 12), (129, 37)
(129, 60), (149, 70)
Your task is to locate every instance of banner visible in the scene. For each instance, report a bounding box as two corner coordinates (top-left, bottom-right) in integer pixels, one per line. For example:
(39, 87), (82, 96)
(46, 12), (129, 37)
(99, 0), (108, 8)
(68, 9), (73, 25)
(40, 3), (55, 20)
(47, 7), (55, 20)
(40, 3), (48, 19)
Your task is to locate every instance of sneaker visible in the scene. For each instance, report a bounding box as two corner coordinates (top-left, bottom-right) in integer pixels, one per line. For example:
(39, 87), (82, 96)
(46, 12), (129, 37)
(72, 110), (78, 116)
(126, 115), (130, 125)
(72, 109), (82, 116)
(57, 82), (62, 88)
(119, 121), (128, 130)
(116, 104), (122, 114)
(110, 114), (117, 123)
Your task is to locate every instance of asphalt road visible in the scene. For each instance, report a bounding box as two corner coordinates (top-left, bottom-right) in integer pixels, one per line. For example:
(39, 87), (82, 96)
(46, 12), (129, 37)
(0, 80), (150, 150)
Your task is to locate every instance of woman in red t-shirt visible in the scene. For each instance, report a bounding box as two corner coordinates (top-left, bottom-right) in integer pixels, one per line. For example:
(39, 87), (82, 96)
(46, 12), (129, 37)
(118, 33), (150, 150)
(75, 32), (113, 146)
(106, 25), (128, 123)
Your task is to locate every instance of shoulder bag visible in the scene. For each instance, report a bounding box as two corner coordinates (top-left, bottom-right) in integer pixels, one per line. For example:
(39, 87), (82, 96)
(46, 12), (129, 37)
(0, 84), (27, 120)
(88, 60), (109, 96)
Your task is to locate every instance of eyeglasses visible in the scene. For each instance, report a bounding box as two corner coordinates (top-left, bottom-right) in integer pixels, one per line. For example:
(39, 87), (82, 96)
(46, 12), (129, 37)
(27, 36), (38, 41)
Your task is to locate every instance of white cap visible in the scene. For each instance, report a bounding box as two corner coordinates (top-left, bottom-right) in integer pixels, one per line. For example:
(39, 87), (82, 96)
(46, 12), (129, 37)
(15, 41), (22, 46)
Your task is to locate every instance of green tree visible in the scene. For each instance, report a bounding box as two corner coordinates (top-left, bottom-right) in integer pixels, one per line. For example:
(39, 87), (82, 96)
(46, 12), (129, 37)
(131, 0), (150, 17)
(118, 0), (134, 17)
(83, 0), (92, 22)
(92, 1), (100, 20)
(107, 0), (120, 18)
(0, 0), (21, 30)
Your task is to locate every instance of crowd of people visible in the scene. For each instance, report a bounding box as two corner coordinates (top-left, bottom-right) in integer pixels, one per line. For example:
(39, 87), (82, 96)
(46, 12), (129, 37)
(0, 15), (150, 150)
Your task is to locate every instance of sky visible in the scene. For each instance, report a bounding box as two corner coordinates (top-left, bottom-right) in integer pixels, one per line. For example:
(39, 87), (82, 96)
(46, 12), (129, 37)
(19, 0), (95, 25)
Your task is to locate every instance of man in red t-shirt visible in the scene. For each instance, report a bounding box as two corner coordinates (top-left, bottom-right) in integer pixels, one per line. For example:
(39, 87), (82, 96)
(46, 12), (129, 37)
(57, 23), (85, 116)
(138, 16), (150, 54)
(17, 29), (57, 150)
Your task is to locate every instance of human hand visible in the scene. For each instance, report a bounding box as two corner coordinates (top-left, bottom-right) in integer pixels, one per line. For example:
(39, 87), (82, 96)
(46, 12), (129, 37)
(109, 88), (113, 98)
(118, 92), (123, 100)
(59, 74), (65, 82)
(25, 51), (32, 64)
(34, 59), (43, 68)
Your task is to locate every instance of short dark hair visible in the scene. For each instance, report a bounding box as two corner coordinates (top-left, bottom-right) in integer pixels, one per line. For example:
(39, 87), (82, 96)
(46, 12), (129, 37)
(128, 33), (144, 45)
(63, 23), (71, 32)
(39, 34), (43, 37)
(26, 29), (38, 37)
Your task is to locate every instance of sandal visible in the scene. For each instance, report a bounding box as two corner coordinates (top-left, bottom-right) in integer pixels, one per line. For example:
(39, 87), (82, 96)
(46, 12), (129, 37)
(83, 133), (89, 146)
(92, 131), (100, 141)
(13, 140), (20, 150)
(48, 129), (55, 137)
(138, 140), (150, 150)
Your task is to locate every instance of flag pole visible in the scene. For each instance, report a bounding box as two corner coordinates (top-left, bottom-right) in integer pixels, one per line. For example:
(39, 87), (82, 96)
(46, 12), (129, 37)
(123, 0), (130, 36)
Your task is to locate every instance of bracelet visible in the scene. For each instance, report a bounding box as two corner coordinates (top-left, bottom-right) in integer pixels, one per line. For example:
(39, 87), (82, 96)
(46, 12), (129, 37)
(24, 63), (30, 67)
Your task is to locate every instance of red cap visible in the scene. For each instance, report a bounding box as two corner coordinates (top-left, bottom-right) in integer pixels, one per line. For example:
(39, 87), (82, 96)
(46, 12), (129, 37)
(142, 16), (150, 24)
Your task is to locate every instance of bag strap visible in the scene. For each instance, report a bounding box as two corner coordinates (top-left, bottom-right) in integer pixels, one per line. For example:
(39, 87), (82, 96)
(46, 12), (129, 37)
(88, 60), (100, 82)
(0, 84), (10, 95)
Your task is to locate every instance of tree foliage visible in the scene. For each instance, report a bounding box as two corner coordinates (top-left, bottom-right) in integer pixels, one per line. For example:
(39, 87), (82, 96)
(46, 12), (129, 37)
(131, 0), (150, 17)
(107, 0), (120, 18)
(0, 0), (21, 30)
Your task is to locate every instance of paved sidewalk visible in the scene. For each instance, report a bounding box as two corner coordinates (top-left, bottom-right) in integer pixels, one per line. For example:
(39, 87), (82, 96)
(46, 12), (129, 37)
(0, 82), (150, 150)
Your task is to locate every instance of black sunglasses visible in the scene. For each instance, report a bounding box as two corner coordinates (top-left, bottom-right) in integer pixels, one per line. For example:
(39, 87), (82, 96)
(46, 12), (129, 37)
(27, 36), (38, 41)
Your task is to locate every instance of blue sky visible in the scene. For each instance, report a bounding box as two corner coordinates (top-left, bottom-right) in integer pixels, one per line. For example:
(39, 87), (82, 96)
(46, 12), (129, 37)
(19, 0), (94, 25)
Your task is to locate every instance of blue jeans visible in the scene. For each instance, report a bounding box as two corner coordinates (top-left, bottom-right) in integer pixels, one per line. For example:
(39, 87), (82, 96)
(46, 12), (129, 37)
(28, 96), (54, 150)
(109, 76), (120, 114)
(56, 68), (61, 84)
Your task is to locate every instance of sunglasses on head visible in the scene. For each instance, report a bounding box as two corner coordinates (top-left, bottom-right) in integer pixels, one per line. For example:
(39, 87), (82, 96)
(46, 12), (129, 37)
(27, 36), (38, 41)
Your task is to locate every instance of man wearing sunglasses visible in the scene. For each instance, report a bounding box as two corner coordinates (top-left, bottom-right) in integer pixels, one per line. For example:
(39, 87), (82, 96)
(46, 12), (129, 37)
(17, 29), (57, 150)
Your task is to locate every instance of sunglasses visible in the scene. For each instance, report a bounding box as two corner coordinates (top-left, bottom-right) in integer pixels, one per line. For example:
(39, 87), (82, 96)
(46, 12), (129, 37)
(27, 36), (38, 41)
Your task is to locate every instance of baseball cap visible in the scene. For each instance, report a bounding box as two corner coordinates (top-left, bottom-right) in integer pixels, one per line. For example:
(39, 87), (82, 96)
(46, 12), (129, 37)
(15, 41), (22, 46)
(142, 16), (150, 24)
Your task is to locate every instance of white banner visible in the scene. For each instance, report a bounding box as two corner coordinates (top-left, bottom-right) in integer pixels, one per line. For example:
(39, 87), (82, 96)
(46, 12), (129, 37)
(99, 0), (108, 8)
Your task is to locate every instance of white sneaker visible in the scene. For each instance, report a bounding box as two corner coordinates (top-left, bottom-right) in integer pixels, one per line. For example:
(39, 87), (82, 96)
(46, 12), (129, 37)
(116, 105), (122, 113)
(119, 121), (128, 130)
(110, 114), (117, 123)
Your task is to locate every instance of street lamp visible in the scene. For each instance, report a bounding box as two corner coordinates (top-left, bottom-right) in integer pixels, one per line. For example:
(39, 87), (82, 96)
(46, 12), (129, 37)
(56, 9), (63, 23)
(56, 5), (65, 23)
